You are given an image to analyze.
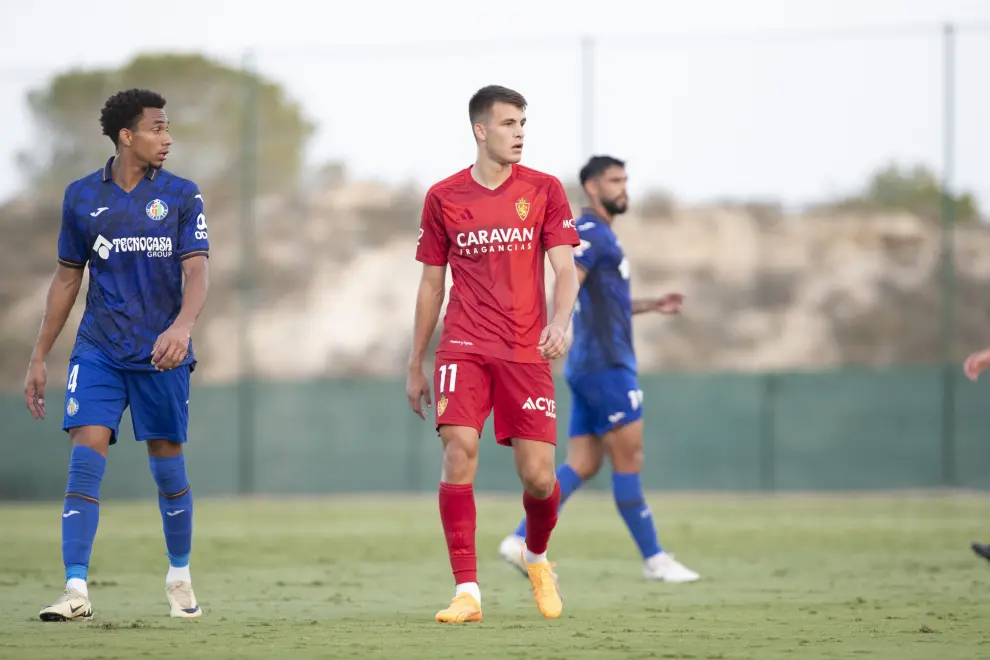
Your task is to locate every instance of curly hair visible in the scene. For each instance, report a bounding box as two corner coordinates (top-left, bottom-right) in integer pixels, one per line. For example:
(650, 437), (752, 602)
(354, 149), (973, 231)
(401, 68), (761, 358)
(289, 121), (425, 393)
(100, 88), (167, 147)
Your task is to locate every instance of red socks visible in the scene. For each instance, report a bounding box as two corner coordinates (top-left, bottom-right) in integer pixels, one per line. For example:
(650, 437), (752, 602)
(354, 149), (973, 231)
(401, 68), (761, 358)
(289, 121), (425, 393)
(440, 480), (559, 583)
(523, 480), (561, 555)
(438, 482), (477, 584)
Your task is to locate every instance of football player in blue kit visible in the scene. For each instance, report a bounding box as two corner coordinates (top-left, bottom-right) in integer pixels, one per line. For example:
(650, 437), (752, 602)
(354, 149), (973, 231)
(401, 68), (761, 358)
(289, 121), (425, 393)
(24, 89), (210, 620)
(501, 155), (700, 582)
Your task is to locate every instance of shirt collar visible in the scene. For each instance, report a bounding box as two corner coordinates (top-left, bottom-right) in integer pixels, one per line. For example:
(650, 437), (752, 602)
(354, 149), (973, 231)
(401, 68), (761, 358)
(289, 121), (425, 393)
(101, 156), (159, 183)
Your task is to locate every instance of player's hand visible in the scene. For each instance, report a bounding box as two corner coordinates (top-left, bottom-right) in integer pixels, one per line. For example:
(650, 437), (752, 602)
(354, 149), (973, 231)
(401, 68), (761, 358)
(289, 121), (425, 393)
(25, 358), (48, 420)
(152, 323), (191, 371)
(650, 292), (685, 315)
(406, 366), (433, 420)
(538, 323), (568, 360)
(963, 348), (990, 381)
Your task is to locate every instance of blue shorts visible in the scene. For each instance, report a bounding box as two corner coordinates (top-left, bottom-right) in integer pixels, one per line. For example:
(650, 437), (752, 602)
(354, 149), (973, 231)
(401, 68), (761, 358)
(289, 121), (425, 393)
(567, 368), (644, 438)
(62, 350), (190, 445)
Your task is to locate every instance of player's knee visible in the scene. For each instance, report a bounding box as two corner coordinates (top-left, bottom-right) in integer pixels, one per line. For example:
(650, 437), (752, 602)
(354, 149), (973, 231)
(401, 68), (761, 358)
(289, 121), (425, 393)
(146, 439), (183, 458)
(609, 438), (644, 473)
(519, 469), (556, 499)
(516, 452), (556, 498)
(68, 426), (112, 457)
(611, 447), (644, 473)
(440, 427), (479, 483)
(607, 422), (645, 473)
(571, 456), (604, 480)
(566, 435), (605, 479)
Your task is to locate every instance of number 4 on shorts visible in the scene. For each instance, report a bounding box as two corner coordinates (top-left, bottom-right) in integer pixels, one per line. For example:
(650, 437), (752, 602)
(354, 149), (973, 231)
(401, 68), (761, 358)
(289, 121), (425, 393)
(67, 364), (80, 393)
(439, 363), (458, 393)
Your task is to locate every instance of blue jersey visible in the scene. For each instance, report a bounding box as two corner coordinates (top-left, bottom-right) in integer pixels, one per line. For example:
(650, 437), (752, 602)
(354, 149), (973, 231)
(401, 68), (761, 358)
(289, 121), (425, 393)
(564, 210), (636, 378)
(57, 157), (210, 372)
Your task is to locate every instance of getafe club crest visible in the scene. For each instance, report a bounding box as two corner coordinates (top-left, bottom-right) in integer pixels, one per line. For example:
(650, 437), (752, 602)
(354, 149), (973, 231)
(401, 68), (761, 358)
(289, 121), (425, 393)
(437, 394), (448, 416)
(146, 199), (168, 221)
(515, 197), (530, 221)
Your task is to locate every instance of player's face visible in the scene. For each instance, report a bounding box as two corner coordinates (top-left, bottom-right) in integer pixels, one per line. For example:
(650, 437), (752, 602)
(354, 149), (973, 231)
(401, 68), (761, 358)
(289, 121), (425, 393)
(593, 166), (629, 216)
(122, 108), (172, 168)
(476, 102), (526, 165)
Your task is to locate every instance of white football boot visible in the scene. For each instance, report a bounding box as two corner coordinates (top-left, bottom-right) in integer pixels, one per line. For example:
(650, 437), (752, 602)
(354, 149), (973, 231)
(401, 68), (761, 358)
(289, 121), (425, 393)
(166, 580), (203, 618)
(643, 552), (700, 582)
(498, 534), (529, 577)
(39, 588), (93, 622)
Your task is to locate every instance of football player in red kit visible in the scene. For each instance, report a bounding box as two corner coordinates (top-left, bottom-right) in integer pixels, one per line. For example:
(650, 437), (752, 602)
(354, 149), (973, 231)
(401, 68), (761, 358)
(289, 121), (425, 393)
(406, 85), (580, 623)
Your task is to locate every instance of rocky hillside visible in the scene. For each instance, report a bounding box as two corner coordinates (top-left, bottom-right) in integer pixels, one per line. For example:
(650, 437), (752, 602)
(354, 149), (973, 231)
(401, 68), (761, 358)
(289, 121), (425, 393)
(1, 179), (987, 391)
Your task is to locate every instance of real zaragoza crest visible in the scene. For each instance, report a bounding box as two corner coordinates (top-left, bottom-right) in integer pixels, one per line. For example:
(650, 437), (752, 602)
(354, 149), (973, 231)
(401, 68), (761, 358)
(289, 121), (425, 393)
(437, 395), (448, 416)
(515, 197), (530, 221)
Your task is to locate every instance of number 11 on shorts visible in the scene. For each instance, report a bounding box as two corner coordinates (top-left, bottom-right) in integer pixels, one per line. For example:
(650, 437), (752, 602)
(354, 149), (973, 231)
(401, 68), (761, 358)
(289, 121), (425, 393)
(439, 363), (457, 393)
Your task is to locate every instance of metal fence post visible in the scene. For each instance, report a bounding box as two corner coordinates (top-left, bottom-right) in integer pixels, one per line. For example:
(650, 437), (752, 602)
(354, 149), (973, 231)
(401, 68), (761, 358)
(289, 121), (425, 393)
(238, 49), (258, 495)
(581, 36), (596, 160)
(939, 23), (957, 488)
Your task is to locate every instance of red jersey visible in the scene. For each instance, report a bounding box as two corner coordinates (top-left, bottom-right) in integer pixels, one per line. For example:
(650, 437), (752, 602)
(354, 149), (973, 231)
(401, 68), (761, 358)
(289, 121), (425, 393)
(416, 164), (579, 363)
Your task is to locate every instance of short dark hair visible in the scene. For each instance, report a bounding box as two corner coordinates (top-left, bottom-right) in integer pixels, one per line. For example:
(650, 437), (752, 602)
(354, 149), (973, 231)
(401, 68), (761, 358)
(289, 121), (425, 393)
(579, 155), (626, 186)
(100, 88), (167, 147)
(468, 85), (527, 124)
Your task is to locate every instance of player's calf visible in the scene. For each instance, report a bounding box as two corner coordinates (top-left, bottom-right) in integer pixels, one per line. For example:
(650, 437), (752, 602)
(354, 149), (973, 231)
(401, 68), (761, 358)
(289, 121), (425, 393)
(512, 438), (560, 559)
(507, 437), (600, 544)
(148, 442), (201, 617)
(437, 425), (482, 620)
(606, 421), (700, 582)
(502, 462), (586, 576)
(50, 428), (110, 621)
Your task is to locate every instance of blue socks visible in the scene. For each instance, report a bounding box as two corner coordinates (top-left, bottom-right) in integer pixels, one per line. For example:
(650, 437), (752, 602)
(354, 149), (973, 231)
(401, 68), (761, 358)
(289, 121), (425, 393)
(149, 454), (193, 568)
(514, 464), (585, 538)
(60, 448), (194, 586)
(62, 446), (106, 583)
(612, 472), (663, 559)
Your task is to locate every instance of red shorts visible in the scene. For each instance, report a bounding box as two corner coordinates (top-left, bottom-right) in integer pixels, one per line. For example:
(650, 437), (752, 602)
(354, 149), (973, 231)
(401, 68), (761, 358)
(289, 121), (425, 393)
(433, 351), (557, 446)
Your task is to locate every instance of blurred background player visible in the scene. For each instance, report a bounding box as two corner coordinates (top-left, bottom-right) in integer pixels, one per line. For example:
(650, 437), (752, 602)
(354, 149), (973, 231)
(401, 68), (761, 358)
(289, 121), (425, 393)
(24, 89), (210, 621)
(500, 155), (700, 583)
(962, 347), (990, 563)
(406, 85), (580, 623)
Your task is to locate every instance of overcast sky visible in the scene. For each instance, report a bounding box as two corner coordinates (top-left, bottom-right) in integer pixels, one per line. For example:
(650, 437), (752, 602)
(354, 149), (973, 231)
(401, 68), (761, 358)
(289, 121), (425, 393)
(1, 0), (988, 208)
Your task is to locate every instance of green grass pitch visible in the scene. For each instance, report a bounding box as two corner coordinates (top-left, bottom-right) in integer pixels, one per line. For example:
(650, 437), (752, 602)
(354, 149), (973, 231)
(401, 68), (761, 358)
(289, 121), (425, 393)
(1, 493), (988, 659)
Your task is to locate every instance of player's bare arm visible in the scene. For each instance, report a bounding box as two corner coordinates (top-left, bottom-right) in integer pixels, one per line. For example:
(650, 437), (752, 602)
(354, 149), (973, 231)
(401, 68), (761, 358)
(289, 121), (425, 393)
(963, 346), (990, 381)
(540, 244), (580, 360)
(632, 293), (685, 315)
(406, 263), (447, 419)
(25, 264), (85, 419)
(152, 255), (209, 372)
(560, 266), (588, 352)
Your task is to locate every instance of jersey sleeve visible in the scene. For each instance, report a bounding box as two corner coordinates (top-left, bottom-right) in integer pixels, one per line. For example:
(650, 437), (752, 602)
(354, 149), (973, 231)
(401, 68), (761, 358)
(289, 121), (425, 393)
(57, 186), (87, 269)
(177, 183), (210, 261)
(415, 190), (449, 266)
(541, 177), (580, 250)
(572, 222), (602, 272)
